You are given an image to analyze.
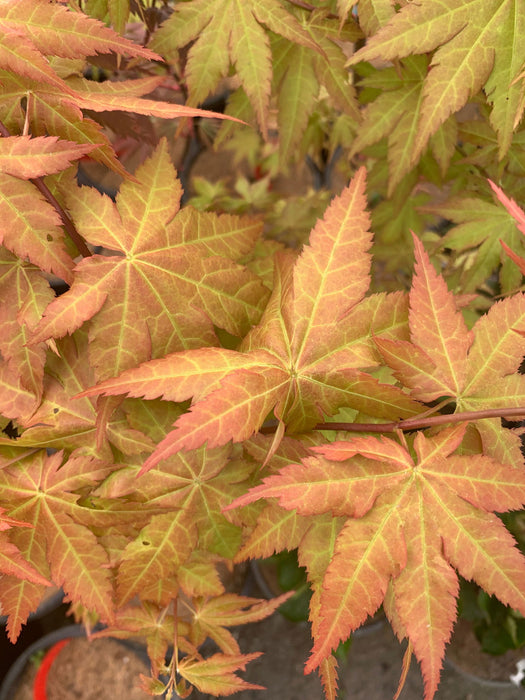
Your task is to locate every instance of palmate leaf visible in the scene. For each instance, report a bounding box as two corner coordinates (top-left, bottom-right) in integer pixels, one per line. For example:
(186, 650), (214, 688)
(0, 447), (115, 626)
(272, 13), (361, 164)
(375, 235), (525, 468)
(177, 651), (264, 697)
(30, 140), (268, 383)
(424, 191), (525, 294)
(229, 424), (525, 700)
(349, 0), (525, 164)
(350, 56), (429, 195)
(103, 444), (252, 606)
(149, 0), (325, 138)
(80, 168), (420, 471)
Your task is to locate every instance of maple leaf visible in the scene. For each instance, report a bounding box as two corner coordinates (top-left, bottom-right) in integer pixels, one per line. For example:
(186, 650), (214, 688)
(0, 447), (115, 626)
(0, 135), (96, 179)
(375, 234), (525, 468)
(488, 178), (525, 276)
(0, 0), (159, 62)
(188, 592), (293, 654)
(149, 0), (325, 138)
(178, 651), (264, 697)
(348, 0), (525, 164)
(424, 190), (525, 294)
(80, 168), (421, 471)
(350, 56), (429, 195)
(17, 331), (155, 458)
(0, 0), (160, 101)
(228, 423), (525, 699)
(272, 13), (361, 163)
(0, 248), (54, 402)
(0, 172), (75, 284)
(101, 443), (252, 607)
(30, 140), (268, 383)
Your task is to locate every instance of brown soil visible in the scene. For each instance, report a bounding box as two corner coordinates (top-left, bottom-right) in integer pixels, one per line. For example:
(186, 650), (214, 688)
(13, 637), (152, 700)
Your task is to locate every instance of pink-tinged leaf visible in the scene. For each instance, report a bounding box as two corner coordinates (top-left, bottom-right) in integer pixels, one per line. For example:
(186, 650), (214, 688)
(0, 135), (96, 179)
(0, 449), (114, 621)
(500, 239), (525, 275)
(463, 293), (525, 393)
(410, 234), (473, 395)
(313, 434), (414, 468)
(178, 651), (264, 696)
(0, 249), (54, 402)
(292, 167), (372, 365)
(489, 179), (525, 236)
(30, 141), (267, 381)
(0, 361), (39, 425)
(0, 28), (75, 95)
(374, 337), (451, 402)
(227, 454), (406, 518)
(71, 83), (243, 122)
(392, 483), (459, 700)
(141, 368), (290, 473)
(427, 484), (525, 616)
(0, 0), (161, 61)
(0, 173), (75, 284)
(78, 348), (277, 404)
(305, 493), (406, 673)
(0, 533), (50, 587)
(117, 511), (197, 606)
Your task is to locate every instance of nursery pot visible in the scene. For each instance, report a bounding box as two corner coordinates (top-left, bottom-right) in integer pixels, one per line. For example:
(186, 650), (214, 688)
(0, 625), (161, 700)
(446, 618), (525, 689)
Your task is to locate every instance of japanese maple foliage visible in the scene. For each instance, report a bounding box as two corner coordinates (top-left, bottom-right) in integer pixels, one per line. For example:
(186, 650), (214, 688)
(1, 1), (525, 700)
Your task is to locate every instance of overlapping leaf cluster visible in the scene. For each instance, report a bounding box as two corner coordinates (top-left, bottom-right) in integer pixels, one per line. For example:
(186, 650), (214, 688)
(0, 2), (525, 700)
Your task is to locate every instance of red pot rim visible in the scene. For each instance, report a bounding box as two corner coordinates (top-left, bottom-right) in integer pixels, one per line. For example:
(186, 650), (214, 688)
(33, 638), (71, 700)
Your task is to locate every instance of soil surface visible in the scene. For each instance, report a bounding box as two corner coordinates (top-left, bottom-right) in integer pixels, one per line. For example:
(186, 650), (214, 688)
(12, 637), (151, 700)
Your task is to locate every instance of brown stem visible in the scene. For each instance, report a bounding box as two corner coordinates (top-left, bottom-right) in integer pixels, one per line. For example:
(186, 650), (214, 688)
(313, 406), (525, 433)
(0, 119), (92, 259)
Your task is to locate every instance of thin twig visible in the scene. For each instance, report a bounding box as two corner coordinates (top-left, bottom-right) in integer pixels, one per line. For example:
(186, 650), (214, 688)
(313, 406), (525, 433)
(260, 406), (525, 435)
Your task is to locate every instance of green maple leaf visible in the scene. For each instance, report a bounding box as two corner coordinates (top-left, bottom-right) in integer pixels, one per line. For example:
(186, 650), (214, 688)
(80, 168), (420, 471)
(149, 0), (325, 138)
(348, 0), (525, 164)
(424, 190), (525, 294)
(375, 235), (525, 469)
(272, 12), (361, 163)
(228, 423), (525, 700)
(351, 56), (429, 194)
(30, 140), (268, 383)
